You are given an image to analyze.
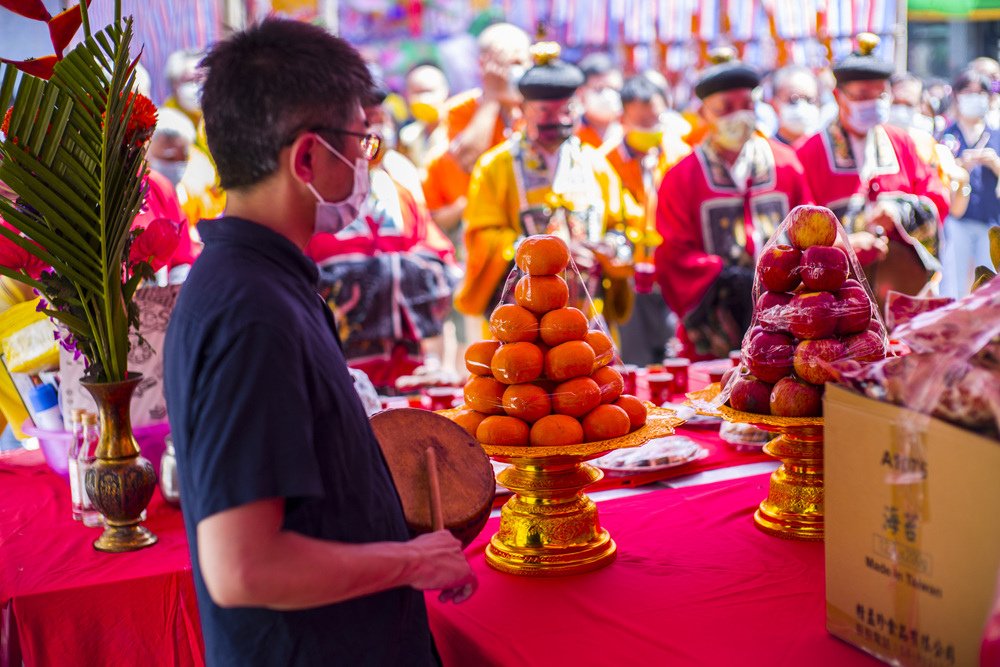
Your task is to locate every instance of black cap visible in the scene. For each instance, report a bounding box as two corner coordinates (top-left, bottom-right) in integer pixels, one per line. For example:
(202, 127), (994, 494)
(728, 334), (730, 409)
(518, 41), (585, 101)
(833, 33), (893, 85)
(694, 47), (761, 100)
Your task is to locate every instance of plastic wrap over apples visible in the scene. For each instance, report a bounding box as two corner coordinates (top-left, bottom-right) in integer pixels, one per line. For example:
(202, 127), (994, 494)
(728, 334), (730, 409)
(455, 235), (649, 447)
(719, 204), (889, 418)
(835, 276), (1000, 438)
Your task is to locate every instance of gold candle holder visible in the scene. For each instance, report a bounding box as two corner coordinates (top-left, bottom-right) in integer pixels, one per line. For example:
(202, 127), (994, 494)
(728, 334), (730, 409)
(440, 406), (683, 575)
(688, 385), (825, 541)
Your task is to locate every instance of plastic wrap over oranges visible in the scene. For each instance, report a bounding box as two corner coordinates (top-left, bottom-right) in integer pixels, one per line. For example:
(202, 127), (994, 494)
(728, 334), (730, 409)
(719, 205), (889, 418)
(453, 235), (647, 447)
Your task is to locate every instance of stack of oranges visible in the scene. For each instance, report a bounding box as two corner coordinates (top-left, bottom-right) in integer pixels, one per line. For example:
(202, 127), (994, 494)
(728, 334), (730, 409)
(452, 235), (647, 447)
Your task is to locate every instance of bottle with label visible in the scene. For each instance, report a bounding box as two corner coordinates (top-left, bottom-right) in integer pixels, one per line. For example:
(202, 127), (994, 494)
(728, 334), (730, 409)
(28, 383), (64, 432)
(67, 408), (86, 521)
(78, 412), (103, 528)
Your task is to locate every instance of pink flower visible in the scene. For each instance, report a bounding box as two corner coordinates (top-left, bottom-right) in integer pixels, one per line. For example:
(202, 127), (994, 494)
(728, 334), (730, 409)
(129, 217), (180, 272)
(0, 220), (49, 279)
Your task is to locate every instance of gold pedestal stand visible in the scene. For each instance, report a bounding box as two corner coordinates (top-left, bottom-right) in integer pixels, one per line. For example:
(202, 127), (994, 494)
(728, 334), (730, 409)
(445, 406), (683, 575)
(689, 385), (825, 541)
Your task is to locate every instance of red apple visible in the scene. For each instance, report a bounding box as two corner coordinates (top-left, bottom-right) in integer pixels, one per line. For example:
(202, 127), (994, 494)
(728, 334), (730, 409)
(786, 204), (838, 249)
(756, 291), (793, 333)
(868, 318), (887, 338)
(758, 244), (802, 292)
(835, 284), (872, 335)
(788, 291), (837, 340)
(729, 376), (773, 414)
(799, 245), (849, 292)
(744, 331), (795, 383)
(844, 330), (888, 363)
(793, 338), (847, 385)
(770, 377), (823, 417)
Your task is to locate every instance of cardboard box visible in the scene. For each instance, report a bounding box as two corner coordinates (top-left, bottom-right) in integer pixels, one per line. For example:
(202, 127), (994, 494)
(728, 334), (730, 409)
(825, 384), (1000, 667)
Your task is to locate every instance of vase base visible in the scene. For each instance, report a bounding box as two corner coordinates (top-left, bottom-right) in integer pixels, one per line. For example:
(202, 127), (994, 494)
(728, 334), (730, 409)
(485, 530), (617, 576)
(753, 504), (824, 541)
(93, 523), (158, 553)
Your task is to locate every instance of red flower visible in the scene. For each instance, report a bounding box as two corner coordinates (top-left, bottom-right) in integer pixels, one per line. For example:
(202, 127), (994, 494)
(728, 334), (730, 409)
(1, 106), (12, 141)
(123, 92), (157, 148)
(129, 217), (179, 272)
(0, 220), (49, 279)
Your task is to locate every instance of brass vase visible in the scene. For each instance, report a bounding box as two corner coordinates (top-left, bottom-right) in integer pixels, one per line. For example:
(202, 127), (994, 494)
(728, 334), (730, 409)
(82, 374), (158, 552)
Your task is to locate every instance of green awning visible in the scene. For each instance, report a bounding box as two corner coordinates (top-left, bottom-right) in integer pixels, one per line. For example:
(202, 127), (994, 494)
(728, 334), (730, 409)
(909, 0), (1000, 21)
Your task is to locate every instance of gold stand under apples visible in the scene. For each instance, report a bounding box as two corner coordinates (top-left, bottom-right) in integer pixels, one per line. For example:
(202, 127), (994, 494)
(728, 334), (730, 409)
(688, 385), (825, 541)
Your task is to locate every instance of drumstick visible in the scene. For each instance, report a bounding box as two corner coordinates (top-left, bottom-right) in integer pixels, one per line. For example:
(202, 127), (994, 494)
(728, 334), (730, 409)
(426, 446), (444, 532)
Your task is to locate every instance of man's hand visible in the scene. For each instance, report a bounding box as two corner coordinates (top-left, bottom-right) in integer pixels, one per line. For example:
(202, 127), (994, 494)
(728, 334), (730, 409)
(407, 530), (478, 604)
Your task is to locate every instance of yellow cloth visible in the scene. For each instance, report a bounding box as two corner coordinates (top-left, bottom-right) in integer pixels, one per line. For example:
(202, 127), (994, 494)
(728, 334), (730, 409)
(176, 146), (226, 226)
(0, 283), (44, 439)
(455, 136), (641, 316)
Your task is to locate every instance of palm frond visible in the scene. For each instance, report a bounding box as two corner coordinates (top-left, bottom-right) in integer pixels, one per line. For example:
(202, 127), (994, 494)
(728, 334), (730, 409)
(0, 17), (148, 381)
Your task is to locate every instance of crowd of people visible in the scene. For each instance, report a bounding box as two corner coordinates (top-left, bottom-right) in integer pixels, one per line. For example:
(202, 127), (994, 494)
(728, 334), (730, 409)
(133, 23), (1000, 387)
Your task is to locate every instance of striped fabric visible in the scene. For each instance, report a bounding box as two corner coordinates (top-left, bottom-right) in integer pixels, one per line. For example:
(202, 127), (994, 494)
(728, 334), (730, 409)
(83, 0), (224, 105)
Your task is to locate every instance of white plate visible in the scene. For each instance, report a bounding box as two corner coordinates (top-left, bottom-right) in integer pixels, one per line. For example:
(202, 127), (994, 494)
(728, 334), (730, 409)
(593, 436), (709, 472)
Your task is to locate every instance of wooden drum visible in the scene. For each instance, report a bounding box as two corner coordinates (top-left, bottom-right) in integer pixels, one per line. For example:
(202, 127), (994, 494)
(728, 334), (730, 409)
(370, 408), (494, 548)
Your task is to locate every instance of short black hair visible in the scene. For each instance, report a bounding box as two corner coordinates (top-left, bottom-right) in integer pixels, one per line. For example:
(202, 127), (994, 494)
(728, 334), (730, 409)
(889, 71), (922, 89)
(953, 69), (991, 94)
(577, 52), (616, 81)
(620, 75), (663, 106)
(200, 19), (372, 190)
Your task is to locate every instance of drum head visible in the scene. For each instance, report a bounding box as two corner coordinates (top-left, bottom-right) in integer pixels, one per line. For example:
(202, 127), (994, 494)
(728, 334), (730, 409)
(371, 408), (494, 548)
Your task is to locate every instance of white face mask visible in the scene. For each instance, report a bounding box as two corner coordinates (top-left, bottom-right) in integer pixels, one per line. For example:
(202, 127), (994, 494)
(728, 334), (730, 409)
(307, 135), (370, 235)
(957, 92), (990, 120)
(888, 104), (915, 129)
(714, 109), (757, 151)
(149, 158), (187, 187)
(845, 97), (890, 133)
(778, 100), (819, 137)
(175, 81), (202, 113)
(584, 87), (623, 123)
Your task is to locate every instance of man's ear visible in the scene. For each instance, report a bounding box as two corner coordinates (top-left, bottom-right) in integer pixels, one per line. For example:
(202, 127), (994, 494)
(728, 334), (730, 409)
(287, 133), (317, 186)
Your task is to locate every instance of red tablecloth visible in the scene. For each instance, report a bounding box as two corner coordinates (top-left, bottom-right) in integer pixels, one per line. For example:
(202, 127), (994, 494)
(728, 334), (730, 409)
(0, 449), (202, 667)
(426, 473), (883, 667)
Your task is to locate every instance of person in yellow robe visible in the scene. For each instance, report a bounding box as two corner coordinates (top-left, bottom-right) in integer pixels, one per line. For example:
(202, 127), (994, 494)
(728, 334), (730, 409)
(455, 40), (641, 335)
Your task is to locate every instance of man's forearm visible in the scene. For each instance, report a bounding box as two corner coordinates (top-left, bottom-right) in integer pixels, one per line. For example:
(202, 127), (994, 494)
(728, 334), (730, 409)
(430, 196), (467, 232)
(214, 530), (420, 610)
(451, 100), (501, 172)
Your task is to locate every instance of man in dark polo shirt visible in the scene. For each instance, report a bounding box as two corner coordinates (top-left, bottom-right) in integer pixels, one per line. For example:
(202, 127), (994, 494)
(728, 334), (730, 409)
(163, 20), (475, 666)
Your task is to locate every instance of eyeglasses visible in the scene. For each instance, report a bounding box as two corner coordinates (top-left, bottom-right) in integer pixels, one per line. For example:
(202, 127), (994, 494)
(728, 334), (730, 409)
(318, 128), (382, 161)
(286, 127), (382, 161)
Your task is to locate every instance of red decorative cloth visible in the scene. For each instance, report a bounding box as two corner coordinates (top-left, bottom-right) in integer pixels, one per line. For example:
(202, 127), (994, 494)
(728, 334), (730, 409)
(0, 449), (203, 667)
(427, 474), (883, 667)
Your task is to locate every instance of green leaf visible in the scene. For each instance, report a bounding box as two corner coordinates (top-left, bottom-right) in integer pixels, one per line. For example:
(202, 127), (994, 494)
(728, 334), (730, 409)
(972, 265), (996, 291)
(989, 226), (1000, 272)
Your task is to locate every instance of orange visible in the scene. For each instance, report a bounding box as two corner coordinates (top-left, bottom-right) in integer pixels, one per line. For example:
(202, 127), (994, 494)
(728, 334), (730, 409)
(515, 234), (570, 276)
(463, 376), (507, 415)
(502, 383), (552, 423)
(539, 307), (589, 346)
(490, 342), (544, 385)
(614, 394), (647, 430)
(591, 366), (624, 404)
(465, 340), (501, 376)
(489, 304), (538, 343)
(514, 275), (569, 315)
(586, 330), (615, 369)
(544, 340), (596, 381)
(551, 377), (601, 418)
(529, 414), (584, 447)
(452, 409), (489, 437)
(582, 404), (631, 442)
(477, 415), (530, 446)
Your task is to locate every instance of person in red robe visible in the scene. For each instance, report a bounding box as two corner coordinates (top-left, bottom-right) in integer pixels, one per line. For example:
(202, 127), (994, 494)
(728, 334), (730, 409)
(654, 50), (813, 359)
(795, 34), (949, 303)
